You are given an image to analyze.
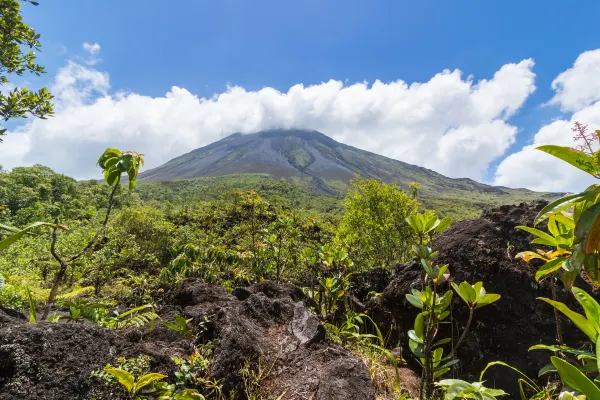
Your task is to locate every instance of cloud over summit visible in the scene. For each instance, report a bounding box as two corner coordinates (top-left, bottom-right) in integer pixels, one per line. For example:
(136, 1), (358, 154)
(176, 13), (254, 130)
(0, 46), (537, 183)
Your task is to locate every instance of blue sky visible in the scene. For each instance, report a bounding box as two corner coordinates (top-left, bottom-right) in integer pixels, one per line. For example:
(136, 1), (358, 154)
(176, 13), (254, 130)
(4, 0), (600, 191)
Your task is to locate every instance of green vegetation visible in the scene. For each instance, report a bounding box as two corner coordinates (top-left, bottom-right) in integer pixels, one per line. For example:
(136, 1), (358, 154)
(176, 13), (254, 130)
(0, 8), (596, 397)
(134, 172), (556, 221)
(0, 0), (53, 142)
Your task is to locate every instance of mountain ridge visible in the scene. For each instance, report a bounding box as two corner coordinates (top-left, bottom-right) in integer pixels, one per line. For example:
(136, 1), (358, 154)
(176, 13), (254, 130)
(139, 128), (548, 197)
(135, 128), (558, 219)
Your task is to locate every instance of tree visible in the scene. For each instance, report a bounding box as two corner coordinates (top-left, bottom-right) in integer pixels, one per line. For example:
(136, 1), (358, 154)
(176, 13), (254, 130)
(42, 148), (144, 318)
(336, 177), (419, 271)
(0, 0), (53, 142)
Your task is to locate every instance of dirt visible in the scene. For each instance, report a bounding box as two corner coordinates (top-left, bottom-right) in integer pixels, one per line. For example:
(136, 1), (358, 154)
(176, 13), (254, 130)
(376, 201), (590, 394)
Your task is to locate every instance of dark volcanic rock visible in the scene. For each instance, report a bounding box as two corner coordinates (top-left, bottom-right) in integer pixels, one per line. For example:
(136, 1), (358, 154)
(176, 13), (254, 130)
(381, 201), (588, 393)
(0, 280), (375, 400)
(292, 302), (326, 345)
(178, 281), (371, 398)
(0, 311), (192, 400)
(316, 358), (376, 400)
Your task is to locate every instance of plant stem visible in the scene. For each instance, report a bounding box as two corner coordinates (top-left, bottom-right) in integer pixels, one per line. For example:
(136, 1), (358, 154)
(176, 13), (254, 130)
(42, 180), (120, 320)
(453, 306), (474, 355)
(551, 279), (564, 346)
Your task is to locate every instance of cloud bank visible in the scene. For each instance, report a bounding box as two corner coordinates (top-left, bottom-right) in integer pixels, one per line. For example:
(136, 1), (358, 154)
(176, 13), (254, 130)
(494, 49), (600, 192)
(0, 46), (537, 182)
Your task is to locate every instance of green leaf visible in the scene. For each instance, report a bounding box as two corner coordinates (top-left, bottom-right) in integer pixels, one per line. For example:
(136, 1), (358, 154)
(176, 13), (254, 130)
(515, 226), (557, 246)
(575, 202), (600, 249)
(0, 222), (25, 234)
(406, 292), (423, 309)
(534, 191), (595, 225)
(476, 294), (501, 309)
(435, 217), (452, 234)
(104, 368), (135, 392)
(408, 329), (423, 344)
(0, 222), (68, 252)
(135, 372), (167, 392)
(480, 361), (540, 396)
(551, 356), (600, 397)
(537, 145), (598, 177)
(451, 282), (471, 306)
(538, 297), (597, 342)
(414, 312), (425, 339)
(537, 363), (557, 377)
(596, 335), (600, 374)
(572, 287), (600, 334)
(535, 257), (566, 282)
(25, 285), (36, 323)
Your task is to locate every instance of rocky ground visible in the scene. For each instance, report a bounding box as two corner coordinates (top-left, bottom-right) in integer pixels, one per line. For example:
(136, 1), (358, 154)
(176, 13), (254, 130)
(0, 280), (374, 400)
(358, 201), (589, 393)
(0, 201), (593, 399)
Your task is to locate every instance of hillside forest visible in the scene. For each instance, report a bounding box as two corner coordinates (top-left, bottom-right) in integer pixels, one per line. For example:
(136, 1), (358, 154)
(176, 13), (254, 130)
(4, 2), (600, 400)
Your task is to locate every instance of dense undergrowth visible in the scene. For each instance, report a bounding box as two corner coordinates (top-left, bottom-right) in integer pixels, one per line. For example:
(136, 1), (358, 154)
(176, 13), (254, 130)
(3, 124), (600, 400)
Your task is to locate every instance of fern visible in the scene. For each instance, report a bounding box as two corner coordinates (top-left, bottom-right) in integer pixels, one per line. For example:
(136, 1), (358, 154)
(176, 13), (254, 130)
(56, 286), (94, 301)
(102, 304), (159, 330)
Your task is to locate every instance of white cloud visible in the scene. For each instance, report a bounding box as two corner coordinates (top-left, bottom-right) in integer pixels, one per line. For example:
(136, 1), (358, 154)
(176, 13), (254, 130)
(494, 49), (600, 192)
(549, 49), (600, 112)
(83, 42), (101, 56)
(82, 42), (101, 65)
(0, 55), (536, 181)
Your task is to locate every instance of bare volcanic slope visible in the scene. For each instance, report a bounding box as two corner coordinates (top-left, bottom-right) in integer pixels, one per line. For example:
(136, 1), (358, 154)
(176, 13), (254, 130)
(138, 129), (556, 205)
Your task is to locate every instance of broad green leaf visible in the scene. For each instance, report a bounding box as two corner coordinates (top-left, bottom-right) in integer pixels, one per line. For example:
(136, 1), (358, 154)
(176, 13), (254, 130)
(424, 215), (440, 234)
(548, 217), (560, 237)
(516, 226), (557, 246)
(584, 253), (600, 283)
(554, 214), (576, 230)
(433, 367), (450, 379)
(421, 259), (434, 278)
(539, 297), (597, 342)
(463, 282), (476, 304)
(0, 223), (24, 234)
(575, 202), (600, 242)
(435, 217), (452, 234)
(409, 338), (424, 358)
(433, 338), (452, 348)
(537, 145), (598, 177)
(476, 294), (501, 309)
(572, 287), (600, 334)
(408, 329), (423, 344)
(414, 312), (425, 338)
(535, 257), (566, 281)
(104, 368), (135, 392)
(551, 356), (600, 397)
(596, 335), (600, 373)
(406, 293), (423, 309)
(135, 372), (167, 391)
(535, 191), (595, 226)
(451, 282), (471, 306)
(0, 222), (68, 252)
(537, 363), (556, 377)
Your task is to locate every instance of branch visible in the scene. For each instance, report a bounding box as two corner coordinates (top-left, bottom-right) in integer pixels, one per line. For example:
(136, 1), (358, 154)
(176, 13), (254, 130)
(65, 177), (120, 263)
(453, 306), (474, 355)
(49, 220), (64, 266)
